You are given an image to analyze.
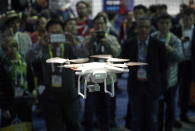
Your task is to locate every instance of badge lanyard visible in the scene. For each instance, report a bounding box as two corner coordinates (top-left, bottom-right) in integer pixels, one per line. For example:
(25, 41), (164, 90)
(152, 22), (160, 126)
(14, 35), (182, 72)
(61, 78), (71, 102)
(77, 24), (89, 36)
(11, 53), (27, 89)
(35, 32), (41, 41)
(48, 44), (65, 88)
(48, 44), (65, 73)
(123, 22), (127, 40)
(105, 27), (110, 37)
(182, 26), (185, 37)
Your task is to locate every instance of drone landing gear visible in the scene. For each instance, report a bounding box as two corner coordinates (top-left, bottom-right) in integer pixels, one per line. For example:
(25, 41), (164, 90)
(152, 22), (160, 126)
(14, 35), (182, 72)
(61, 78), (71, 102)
(77, 73), (115, 99)
(104, 73), (115, 97)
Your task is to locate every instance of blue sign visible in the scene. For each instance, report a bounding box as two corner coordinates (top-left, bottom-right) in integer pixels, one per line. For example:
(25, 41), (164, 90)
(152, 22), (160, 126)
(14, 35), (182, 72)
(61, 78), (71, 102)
(104, 0), (121, 11)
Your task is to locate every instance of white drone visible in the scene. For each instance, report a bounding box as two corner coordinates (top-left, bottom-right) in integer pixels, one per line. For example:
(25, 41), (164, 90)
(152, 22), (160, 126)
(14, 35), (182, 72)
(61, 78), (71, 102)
(46, 55), (148, 99)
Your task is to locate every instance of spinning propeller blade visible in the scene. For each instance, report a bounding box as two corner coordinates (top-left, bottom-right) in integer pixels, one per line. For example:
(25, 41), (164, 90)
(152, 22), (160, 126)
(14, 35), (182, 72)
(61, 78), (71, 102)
(46, 57), (68, 63)
(90, 54), (129, 62)
(107, 58), (130, 62)
(57, 64), (83, 70)
(46, 57), (89, 64)
(126, 62), (148, 66)
(108, 63), (127, 68)
(70, 58), (89, 63)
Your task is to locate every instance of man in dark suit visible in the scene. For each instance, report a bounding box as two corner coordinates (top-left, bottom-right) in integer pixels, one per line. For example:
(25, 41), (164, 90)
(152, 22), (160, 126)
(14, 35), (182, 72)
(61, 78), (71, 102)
(122, 16), (168, 131)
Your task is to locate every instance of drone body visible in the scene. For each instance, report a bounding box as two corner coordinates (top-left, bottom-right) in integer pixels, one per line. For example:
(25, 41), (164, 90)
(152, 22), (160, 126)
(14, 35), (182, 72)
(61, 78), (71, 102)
(46, 55), (147, 99)
(63, 62), (129, 99)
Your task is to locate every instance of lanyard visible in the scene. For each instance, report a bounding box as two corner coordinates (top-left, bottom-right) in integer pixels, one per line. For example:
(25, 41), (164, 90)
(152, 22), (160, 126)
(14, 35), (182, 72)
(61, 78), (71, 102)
(48, 44), (65, 73)
(11, 53), (22, 67)
(77, 24), (89, 36)
(10, 53), (27, 89)
(182, 26), (185, 37)
(157, 32), (172, 46)
(105, 27), (110, 37)
(48, 44), (65, 58)
(123, 22), (127, 40)
(35, 32), (41, 41)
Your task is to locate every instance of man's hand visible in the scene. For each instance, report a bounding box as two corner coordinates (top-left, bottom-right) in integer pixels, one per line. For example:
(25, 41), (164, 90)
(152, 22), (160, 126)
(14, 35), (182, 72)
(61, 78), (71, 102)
(181, 36), (190, 43)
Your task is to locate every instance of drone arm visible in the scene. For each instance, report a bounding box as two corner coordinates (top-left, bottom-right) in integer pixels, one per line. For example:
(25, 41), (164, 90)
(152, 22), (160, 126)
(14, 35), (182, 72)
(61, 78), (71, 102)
(104, 73), (115, 97)
(110, 74), (115, 97)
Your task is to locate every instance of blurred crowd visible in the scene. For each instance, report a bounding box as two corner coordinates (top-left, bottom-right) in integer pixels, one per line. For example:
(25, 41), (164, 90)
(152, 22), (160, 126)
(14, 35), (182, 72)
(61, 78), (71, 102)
(0, 0), (195, 131)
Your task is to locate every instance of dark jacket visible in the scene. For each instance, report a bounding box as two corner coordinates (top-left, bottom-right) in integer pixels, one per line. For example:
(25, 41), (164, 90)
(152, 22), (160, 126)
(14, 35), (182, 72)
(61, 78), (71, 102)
(192, 40), (195, 80)
(122, 36), (168, 100)
(0, 53), (14, 110)
(171, 25), (195, 80)
(191, 28), (195, 81)
(171, 24), (195, 40)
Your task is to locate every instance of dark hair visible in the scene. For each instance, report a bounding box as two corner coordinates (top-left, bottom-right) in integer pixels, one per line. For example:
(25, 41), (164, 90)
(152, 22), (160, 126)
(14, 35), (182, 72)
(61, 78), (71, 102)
(180, 3), (188, 9)
(183, 8), (195, 16)
(107, 11), (117, 21)
(5, 17), (19, 26)
(149, 5), (157, 13)
(76, 1), (89, 8)
(93, 13), (108, 24)
(157, 13), (172, 22)
(134, 4), (148, 13)
(136, 16), (151, 26)
(46, 19), (63, 31)
(160, 4), (167, 10)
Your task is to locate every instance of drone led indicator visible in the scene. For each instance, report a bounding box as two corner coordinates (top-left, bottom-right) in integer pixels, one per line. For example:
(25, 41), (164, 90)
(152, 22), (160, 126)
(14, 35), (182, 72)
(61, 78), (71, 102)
(95, 74), (102, 79)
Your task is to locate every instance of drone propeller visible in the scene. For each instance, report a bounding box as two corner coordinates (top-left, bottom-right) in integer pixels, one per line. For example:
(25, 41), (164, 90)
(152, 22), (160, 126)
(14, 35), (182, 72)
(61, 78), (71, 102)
(70, 58), (89, 63)
(107, 58), (130, 62)
(90, 54), (129, 62)
(57, 64), (84, 70)
(46, 57), (89, 64)
(58, 64), (83, 68)
(46, 57), (68, 63)
(126, 62), (148, 66)
(90, 54), (112, 59)
(108, 63), (127, 68)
